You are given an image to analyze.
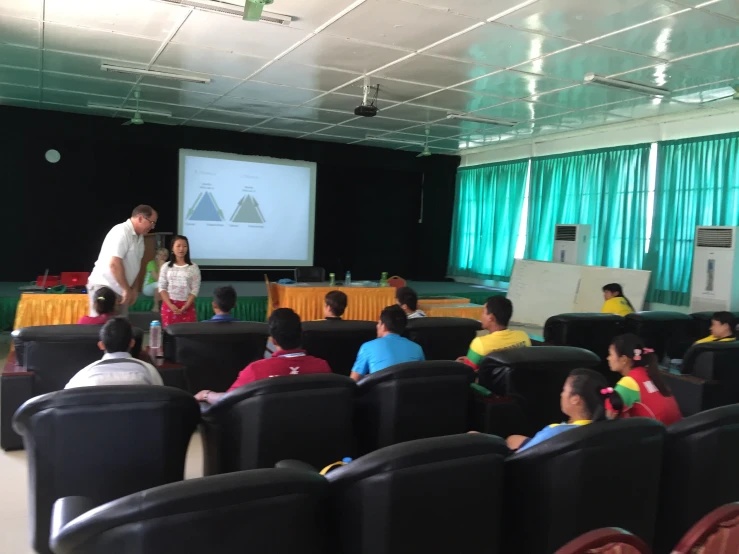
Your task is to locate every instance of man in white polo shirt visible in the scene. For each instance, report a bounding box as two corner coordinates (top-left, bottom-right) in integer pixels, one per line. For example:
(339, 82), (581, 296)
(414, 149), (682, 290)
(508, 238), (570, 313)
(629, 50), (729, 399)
(87, 205), (158, 316)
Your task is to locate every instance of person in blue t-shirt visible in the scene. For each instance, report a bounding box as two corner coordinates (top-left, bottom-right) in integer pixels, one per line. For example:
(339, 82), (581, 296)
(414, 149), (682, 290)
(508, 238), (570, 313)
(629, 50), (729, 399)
(207, 285), (238, 322)
(350, 305), (425, 381)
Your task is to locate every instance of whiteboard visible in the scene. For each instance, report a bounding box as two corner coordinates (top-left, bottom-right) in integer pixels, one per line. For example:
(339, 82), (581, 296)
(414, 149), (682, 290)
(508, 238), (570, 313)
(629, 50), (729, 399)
(507, 260), (652, 327)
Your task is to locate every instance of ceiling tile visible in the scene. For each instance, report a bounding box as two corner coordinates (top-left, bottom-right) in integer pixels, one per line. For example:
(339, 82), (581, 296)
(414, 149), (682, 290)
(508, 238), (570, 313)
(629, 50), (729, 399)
(610, 62), (731, 91)
(426, 23), (576, 68)
(39, 103), (119, 118)
(249, 127), (307, 138)
(43, 51), (143, 81)
(188, 119), (247, 132)
(227, 81), (322, 105)
(307, 125), (375, 139)
(0, 15), (40, 47)
(196, 109), (268, 126)
(504, 120), (577, 138)
(0, 44), (40, 70)
(283, 106), (356, 124)
(253, 118), (331, 133)
(122, 99), (203, 119)
(0, 65), (38, 87)
(305, 92), (398, 112)
(171, 9), (310, 58)
(282, 34), (410, 73)
(593, 9), (739, 60)
(0, 82), (39, 101)
(539, 105), (632, 129)
(671, 0), (739, 20)
(454, 69), (573, 98)
(415, 137), (460, 149)
(514, 44), (661, 82)
(440, 115), (524, 135)
(211, 96), (296, 117)
(44, 23), (161, 63)
(455, 132), (515, 148)
(43, 72), (134, 98)
(671, 44), (739, 80)
(41, 88), (119, 107)
(341, 116), (418, 132)
(137, 114), (184, 126)
(532, 83), (644, 110)
(135, 84), (221, 108)
(0, 98), (40, 110)
(379, 132), (432, 145)
(377, 55), (498, 87)
(409, 89), (509, 112)
(306, 133), (353, 143)
(44, 0), (188, 40)
(473, 99), (571, 121)
(336, 77), (438, 103)
(139, 73), (241, 96)
(498, 0), (684, 42)
(401, 0), (534, 21)
(255, 61), (361, 91)
(398, 122), (465, 138)
(256, 0), (365, 31)
(378, 102), (449, 122)
(325, 0), (475, 50)
(155, 43), (267, 80)
(604, 96), (707, 119)
(0, 0), (41, 19)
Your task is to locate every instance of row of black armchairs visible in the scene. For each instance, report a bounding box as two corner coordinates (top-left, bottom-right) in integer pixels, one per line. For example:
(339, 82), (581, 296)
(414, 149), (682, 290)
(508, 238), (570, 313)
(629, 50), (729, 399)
(32, 402), (739, 554)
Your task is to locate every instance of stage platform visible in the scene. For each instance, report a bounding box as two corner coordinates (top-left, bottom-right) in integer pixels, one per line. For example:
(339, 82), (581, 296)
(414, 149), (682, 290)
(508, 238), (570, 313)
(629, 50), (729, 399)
(0, 281), (504, 331)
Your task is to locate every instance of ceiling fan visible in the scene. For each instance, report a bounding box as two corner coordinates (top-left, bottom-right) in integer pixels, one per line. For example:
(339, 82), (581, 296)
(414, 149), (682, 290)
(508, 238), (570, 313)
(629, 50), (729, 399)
(417, 127), (432, 158)
(122, 90), (145, 126)
(700, 84), (739, 104)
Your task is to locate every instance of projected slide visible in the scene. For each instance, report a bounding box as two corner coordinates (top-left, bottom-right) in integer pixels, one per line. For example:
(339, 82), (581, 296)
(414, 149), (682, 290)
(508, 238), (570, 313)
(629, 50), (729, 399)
(178, 150), (316, 267)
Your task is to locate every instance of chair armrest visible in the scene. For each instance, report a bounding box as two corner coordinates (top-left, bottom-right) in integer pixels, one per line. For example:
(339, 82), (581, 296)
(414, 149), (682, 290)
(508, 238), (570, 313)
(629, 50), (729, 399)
(275, 459), (319, 472)
(51, 496), (97, 542)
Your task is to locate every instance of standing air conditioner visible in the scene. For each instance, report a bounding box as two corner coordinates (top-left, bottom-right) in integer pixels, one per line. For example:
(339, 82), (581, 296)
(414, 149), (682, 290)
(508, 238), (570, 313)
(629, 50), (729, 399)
(553, 224), (591, 265)
(690, 226), (739, 312)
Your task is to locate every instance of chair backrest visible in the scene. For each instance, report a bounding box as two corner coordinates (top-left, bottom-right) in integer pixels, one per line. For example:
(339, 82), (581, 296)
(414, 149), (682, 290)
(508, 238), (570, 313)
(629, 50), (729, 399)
(689, 311), (739, 343)
(12, 324), (144, 394)
(327, 434), (510, 554)
(295, 267), (325, 283)
(12, 386), (200, 554)
(554, 528), (652, 554)
(402, 317), (481, 361)
(624, 312), (693, 361)
(681, 341), (739, 381)
(387, 275), (406, 288)
(671, 503), (739, 554)
(654, 405), (739, 554)
(354, 361), (474, 454)
(503, 419), (666, 554)
(50, 469), (329, 554)
(164, 322), (269, 393)
(200, 374), (356, 474)
(478, 346), (601, 435)
(301, 320), (377, 376)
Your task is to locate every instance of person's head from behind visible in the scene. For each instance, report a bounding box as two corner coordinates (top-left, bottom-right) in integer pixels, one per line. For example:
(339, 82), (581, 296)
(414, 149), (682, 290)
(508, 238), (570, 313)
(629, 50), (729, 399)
(395, 286), (419, 314)
(602, 283), (625, 301)
(268, 308), (302, 350)
(212, 285), (237, 315)
(155, 247), (169, 263)
(561, 368), (609, 422)
(482, 296), (513, 331)
(324, 290), (348, 318)
(98, 317), (134, 354)
(169, 235), (192, 266)
(710, 311), (737, 339)
(93, 286), (117, 317)
(377, 305), (407, 337)
(131, 205), (157, 235)
(608, 333), (671, 396)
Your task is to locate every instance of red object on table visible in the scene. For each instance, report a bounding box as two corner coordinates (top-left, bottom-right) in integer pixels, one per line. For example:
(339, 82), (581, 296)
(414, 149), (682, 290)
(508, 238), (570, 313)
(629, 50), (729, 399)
(60, 272), (90, 287)
(36, 275), (61, 287)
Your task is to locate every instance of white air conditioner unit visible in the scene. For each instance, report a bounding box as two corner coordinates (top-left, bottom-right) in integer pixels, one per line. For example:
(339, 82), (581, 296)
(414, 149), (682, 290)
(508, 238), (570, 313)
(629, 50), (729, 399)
(553, 224), (590, 265)
(690, 226), (739, 312)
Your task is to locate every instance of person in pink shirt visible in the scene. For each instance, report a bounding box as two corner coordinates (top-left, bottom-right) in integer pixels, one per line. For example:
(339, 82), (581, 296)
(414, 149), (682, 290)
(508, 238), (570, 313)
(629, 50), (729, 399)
(78, 286), (117, 325)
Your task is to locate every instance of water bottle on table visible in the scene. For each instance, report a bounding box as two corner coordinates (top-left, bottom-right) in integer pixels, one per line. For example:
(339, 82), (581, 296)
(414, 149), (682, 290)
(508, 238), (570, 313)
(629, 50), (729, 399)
(345, 271), (351, 286)
(149, 320), (162, 358)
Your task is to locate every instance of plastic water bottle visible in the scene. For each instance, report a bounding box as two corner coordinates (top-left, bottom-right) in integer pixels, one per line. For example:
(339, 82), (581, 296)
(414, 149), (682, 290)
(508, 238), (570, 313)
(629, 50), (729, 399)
(342, 457), (353, 464)
(150, 320), (162, 358)
(345, 271), (351, 286)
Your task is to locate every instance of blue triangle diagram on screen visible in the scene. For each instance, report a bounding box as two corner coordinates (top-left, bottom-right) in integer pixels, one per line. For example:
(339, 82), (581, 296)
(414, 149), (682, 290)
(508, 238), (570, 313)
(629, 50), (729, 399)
(187, 192), (223, 221)
(230, 195), (265, 224)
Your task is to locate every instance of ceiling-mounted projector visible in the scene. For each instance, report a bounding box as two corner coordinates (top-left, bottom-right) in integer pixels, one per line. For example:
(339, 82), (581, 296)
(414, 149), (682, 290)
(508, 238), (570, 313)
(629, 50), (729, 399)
(354, 80), (380, 117)
(244, 0), (274, 20)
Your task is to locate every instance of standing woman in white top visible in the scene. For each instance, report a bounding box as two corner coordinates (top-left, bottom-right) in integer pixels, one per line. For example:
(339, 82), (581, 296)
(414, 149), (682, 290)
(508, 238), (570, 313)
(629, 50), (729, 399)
(158, 235), (201, 328)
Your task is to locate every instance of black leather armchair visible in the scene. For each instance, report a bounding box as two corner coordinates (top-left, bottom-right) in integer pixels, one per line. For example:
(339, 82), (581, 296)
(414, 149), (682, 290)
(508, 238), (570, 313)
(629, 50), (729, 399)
(689, 311), (739, 343)
(503, 418), (666, 553)
(49, 468), (329, 554)
(294, 266), (325, 282)
(1, 324), (144, 451)
(661, 342), (739, 416)
(164, 322), (269, 393)
(12, 386), (200, 554)
(403, 317), (482, 360)
(354, 361), (474, 455)
(624, 311), (694, 361)
(654, 405), (739, 554)
(200, 374), (356, 475)
(301, 320), (376, 376)
(478, 346), (601, 435)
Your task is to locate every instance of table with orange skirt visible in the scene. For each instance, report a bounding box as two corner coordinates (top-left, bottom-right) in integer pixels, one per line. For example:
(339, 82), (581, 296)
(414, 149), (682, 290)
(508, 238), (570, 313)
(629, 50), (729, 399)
(13, 293), (89, 329)
(268, 283), (396, 322)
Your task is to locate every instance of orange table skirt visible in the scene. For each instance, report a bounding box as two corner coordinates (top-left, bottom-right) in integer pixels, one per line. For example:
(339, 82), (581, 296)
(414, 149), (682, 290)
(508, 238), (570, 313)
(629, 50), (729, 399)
(269, 284), (396, 322)
(420, 303), (483, 321)
(14, 293), (88, 330)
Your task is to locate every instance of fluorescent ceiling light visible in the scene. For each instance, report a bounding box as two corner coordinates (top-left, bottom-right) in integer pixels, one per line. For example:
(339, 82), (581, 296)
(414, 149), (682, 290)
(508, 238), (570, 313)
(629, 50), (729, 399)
(88, 103), (172, 117)
(365, 135), (426, 146)
(446, 113), (516, 127)
(584, 73), (669, 97)
(159, 0), (292, 25)
(101, 64), (211, 84)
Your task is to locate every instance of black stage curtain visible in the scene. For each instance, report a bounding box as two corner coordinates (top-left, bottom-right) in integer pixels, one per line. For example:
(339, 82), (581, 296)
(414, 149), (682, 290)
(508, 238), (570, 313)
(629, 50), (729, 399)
(0, 105), (460, 282)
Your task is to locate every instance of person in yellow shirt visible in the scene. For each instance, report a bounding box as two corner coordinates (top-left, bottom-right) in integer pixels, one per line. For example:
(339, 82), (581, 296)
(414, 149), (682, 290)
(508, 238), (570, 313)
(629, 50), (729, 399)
(601, 283), (635, 316)
(457, 296), (531, 370)
(695, 311), (737, 344)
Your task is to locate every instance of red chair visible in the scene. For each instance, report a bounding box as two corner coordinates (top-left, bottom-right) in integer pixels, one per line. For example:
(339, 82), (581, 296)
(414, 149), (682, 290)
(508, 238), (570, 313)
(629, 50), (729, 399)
(672, 503), (739, 554)
(555, 528), (651, 554)
(387, 276), (406, 288)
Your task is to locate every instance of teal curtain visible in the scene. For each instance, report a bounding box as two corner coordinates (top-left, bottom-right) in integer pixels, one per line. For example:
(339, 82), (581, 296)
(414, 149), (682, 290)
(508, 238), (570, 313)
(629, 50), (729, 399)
(646, 132), (739, 306)
(447, 159), (529, 281)
(525, 144), (651, 269)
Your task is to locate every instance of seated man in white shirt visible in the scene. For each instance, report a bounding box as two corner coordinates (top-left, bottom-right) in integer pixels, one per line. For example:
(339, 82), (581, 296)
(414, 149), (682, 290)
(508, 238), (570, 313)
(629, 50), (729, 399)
(65, 317), (163, 388)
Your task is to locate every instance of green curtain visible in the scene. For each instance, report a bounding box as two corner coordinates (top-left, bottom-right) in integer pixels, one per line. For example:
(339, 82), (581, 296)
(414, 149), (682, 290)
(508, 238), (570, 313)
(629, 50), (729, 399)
(447, 159), (529, 281)
(646, 132), (739, 306)
(525, 144), (651, 269)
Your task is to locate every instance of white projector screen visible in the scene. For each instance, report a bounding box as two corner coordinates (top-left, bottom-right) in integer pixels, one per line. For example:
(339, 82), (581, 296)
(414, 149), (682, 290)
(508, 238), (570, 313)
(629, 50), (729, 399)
(178, 149), (316, 267)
